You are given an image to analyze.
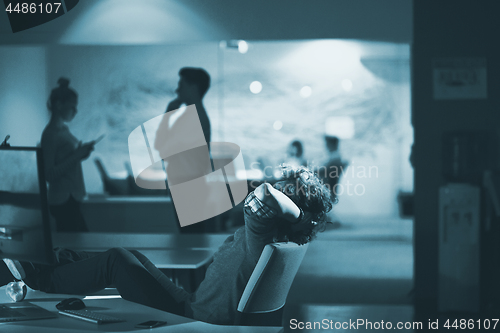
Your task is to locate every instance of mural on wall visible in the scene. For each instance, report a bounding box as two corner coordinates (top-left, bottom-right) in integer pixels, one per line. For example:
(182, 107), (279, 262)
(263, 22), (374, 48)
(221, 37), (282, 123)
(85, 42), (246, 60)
(222, 40), (410, 163)
(44, 40), (411, 217)
(220, 40), (412, 216)
(47, 43), (219, 185)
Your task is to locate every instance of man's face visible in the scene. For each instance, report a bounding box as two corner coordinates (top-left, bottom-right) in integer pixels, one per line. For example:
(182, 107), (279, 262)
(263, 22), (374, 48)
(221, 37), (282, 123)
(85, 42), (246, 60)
(175, 77), (196, 103)
(175, 77), (186, 102)
(287, 145), (299, 157)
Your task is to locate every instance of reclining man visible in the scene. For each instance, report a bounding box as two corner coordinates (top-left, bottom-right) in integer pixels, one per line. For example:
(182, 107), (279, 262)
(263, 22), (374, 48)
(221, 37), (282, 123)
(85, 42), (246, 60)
(1, 165), (333, 325)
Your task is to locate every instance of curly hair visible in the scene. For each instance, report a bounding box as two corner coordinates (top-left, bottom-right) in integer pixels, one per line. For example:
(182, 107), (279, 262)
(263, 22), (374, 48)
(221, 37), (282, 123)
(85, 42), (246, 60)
(272, 164), (334, 245)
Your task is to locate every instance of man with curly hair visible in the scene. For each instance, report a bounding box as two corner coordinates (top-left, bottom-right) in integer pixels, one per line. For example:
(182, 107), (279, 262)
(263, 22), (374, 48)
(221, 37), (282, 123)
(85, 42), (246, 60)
(1, 165), (333, 325)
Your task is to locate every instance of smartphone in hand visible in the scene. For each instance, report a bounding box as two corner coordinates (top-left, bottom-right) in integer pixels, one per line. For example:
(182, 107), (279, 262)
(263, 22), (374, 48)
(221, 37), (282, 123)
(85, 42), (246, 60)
(92, 134), (105, 145)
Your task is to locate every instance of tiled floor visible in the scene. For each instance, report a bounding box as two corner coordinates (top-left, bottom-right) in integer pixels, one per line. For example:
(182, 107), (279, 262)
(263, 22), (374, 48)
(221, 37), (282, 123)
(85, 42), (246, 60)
(292, 305), (415, 332)
(283, 216), (414, 331)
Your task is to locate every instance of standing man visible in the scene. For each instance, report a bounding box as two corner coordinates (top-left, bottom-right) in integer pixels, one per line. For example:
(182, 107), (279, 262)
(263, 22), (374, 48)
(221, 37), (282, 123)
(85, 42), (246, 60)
(165, 67), (211, 145)
(154, 68), (212, 233)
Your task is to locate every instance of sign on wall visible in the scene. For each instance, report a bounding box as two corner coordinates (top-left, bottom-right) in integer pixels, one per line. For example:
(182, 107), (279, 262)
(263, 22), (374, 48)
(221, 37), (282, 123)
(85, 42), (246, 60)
(433, 58), (487, 100)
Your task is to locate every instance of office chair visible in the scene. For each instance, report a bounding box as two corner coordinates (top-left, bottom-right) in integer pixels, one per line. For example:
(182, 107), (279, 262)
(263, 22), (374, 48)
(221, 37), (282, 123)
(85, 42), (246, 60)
(235, 242), (309, 326)
(94, 158), (129, 195)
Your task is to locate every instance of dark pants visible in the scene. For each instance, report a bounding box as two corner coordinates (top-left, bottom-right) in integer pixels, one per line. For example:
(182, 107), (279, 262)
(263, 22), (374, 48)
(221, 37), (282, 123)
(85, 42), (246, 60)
(49, 196), (89, 232)
(23, 248), (190, 316)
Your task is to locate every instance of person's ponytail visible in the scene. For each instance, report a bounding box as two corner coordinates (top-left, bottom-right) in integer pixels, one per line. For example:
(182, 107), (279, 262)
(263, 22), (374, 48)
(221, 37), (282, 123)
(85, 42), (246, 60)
(57, 77), (70, 89)
(47, 77), (78, 113)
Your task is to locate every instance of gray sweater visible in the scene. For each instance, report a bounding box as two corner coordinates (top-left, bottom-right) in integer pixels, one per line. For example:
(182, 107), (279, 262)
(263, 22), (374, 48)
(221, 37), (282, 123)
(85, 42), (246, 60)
(189, 201), (276, 324)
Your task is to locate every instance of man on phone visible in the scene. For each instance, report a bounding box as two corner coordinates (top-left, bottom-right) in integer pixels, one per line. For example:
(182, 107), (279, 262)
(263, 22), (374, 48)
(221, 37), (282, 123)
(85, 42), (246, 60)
(154, 68), (212, 232)
(165, 67), (211, 145)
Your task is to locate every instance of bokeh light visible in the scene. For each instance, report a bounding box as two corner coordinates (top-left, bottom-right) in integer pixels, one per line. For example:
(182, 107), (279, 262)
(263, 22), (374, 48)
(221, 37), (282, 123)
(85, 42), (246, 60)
(249, 81), (262, 94)
(238, 40), (248, 54)
(341, 79), (353, 92)
(300, 86), (312, 98)
(273, 120), (283, 130)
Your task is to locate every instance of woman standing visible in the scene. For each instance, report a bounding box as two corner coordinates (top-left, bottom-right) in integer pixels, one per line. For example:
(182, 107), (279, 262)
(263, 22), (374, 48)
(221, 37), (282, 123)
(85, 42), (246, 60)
(284, 140), (307, 168)
(41, 78), (94, 232)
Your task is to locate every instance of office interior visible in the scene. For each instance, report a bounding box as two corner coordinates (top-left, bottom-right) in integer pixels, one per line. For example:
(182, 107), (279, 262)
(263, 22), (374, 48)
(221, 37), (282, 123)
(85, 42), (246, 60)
(1, 0), (499, 330)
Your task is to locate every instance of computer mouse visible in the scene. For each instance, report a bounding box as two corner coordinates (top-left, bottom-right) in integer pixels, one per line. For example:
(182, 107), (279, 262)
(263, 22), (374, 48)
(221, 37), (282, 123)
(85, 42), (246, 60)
(56, 298), (86, 311)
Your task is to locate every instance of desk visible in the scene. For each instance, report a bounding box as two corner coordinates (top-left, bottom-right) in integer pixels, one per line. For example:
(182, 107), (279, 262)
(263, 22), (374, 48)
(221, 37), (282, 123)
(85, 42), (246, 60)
(82, 196), (178, 233)
(52, 233), (220, 292)
(134, 249), (215, 292)
(0, 287), (281, 332)
(52, 233), (230, 250)
(137, 249), (214, 270)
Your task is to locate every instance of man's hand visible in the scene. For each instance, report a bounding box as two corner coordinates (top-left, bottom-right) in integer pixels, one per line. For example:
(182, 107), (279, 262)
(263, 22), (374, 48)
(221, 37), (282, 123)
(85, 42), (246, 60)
(166, 98), (183, 112)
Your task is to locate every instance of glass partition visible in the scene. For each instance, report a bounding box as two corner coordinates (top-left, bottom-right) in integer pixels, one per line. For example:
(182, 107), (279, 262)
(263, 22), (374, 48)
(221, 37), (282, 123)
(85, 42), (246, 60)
(0, 40), (412, 233)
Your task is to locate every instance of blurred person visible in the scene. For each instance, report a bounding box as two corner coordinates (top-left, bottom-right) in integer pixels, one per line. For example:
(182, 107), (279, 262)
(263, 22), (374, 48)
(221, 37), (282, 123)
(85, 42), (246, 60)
(154, 67), (211, 233)
(320, 136), (345, 194)
(41, 78), (95, 232)
(283, 140), (307, 168)
(161, 67), (211, 144)
(318, 136), (347, 226)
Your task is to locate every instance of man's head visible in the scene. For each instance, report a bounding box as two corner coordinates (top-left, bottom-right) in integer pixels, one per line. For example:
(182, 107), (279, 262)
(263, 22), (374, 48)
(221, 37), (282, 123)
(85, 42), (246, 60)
(288, 140), (303, 158)
(272, 164), (334, 245)
(325, 136), (339, 153)
(176, 67), (210, 103)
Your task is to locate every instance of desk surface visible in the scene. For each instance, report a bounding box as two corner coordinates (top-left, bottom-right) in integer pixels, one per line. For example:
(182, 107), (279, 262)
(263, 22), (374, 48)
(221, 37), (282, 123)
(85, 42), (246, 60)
(52, 233), (221, 269)
(127, 249), (215, 269)
(0, 288), (282, 333)
(53, 232), (230, 250)
(84, 196), (172, 203)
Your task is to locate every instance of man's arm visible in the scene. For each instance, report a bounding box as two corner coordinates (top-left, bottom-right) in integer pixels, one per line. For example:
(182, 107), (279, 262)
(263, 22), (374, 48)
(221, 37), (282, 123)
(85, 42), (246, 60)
(254, 183), (301, 223)
(166, 98), (182, 112)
